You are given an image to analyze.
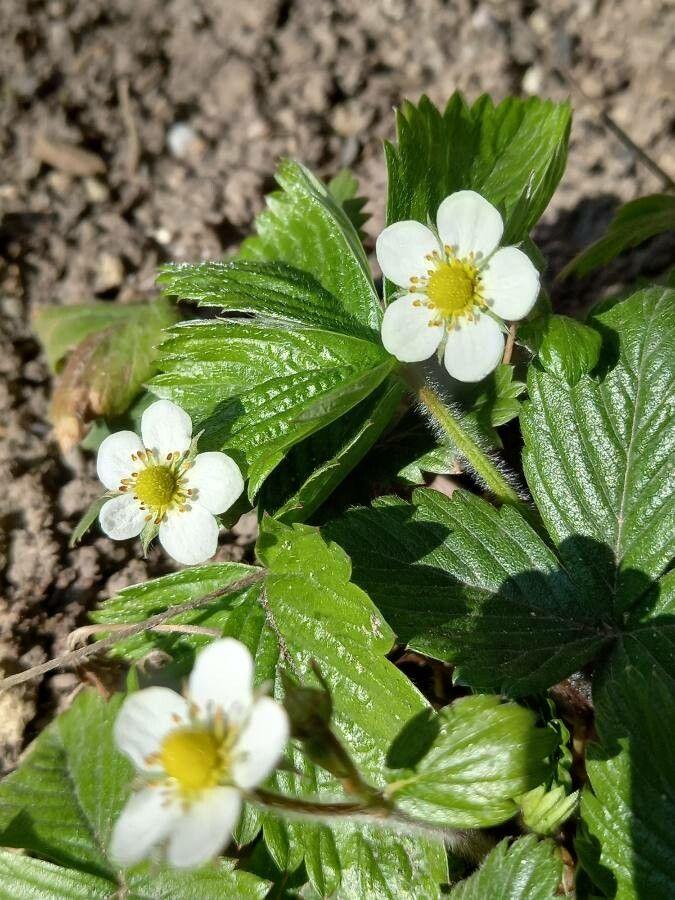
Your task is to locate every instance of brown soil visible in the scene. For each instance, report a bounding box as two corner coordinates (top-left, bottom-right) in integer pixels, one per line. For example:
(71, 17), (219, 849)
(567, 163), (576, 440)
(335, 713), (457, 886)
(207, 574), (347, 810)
(1, 0), (673, 772)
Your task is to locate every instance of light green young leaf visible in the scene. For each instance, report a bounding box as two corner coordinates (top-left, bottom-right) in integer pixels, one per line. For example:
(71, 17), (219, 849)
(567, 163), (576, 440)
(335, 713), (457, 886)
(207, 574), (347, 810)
(151, 321), (395, 497)
(560, 193), (675, 279)
(386, 695), (556, 828)
(449, 835), (562, 899)
(239, 159), (381, 330)
(520, 784), (579, 836)
(522, 286), (675, 614)
(325, 489), (608, 695)
(384, 93), (571, 298)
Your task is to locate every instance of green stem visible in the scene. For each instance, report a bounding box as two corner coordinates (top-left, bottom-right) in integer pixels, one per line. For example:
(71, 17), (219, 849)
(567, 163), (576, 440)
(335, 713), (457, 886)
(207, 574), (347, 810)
(414, 380), (527, 512)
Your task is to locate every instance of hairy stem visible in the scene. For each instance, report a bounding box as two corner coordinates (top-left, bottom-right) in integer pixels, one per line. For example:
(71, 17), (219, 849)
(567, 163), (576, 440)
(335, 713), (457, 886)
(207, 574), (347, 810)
(414, 378), (525, 509)
(0, 569), (267, 692)
(251, 789), (496, 862)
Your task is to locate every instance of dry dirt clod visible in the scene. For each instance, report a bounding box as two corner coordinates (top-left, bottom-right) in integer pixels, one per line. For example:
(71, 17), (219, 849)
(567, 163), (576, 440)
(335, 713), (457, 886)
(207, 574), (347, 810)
(32, 134), (106, 177)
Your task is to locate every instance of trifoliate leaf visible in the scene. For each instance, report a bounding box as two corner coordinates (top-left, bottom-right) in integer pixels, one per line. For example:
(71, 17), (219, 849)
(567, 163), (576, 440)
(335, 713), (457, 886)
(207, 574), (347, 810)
(449, 835), (562, 899)
(559, 193), (675, 279)
(385, 695), (556, 828)
(36, 298), (179, 450)
(239, 159), (381, 331)
(92, 521), (448, 898)
(533, 315), (603, 386)
(384, 93), (571, 296)
(520, 785), (579, 836)
(151, 321), (395, 498)
(522, 286), (675, 614)
(325, 489), (608, 695)
(0, 691), (268, 899)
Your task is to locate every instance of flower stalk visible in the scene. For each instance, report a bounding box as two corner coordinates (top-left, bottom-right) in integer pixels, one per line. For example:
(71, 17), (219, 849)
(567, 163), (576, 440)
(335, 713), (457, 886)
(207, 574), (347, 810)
(412, 376), (531, 517)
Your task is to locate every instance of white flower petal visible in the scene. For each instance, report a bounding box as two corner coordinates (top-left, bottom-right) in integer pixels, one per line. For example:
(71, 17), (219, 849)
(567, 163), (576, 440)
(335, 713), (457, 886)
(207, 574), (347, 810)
(158, 504), (219, 566)
(436, 190), (504, 261)
(99, 494), (146, 541)
(480, 246), (540, 320)
(381, 294), (444, 362)
(232, 696), (290, 790)
(165, 787), (241, 869)
(114, 686), (190, 770)
(96, 431), (144, 490)
(141, 399), (192, 458)
(443, 314), (505, 383)
(375, 221), (440, 287)
(188, 638), (254, 724)
(186, 452), (244, 515)
(110, 787), (180, 867)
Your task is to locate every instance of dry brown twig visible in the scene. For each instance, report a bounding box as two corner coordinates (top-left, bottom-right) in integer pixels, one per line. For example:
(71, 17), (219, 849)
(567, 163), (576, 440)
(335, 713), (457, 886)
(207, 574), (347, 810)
(0, 569), (266, 693)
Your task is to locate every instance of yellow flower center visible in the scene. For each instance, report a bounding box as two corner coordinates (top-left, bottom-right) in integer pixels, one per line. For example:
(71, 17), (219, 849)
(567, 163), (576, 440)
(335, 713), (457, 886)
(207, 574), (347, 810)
(160, 728), (224, 793)
(134, 465), (177, 509)
(426, 258), (480, 319)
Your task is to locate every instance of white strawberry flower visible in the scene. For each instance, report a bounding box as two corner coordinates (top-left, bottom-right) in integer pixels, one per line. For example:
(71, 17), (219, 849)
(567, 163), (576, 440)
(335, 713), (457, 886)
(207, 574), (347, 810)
(377, 190), (540, 382)
(96, 399), (244, 566)
(110, 638), (290, 869)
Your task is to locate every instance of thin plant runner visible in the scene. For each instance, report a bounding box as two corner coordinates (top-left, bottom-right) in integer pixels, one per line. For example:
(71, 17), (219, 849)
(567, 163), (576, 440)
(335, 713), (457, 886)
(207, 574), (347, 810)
(111, 638), (290, 868)
(378, 189), (540, 381)
(96, 398), (244, 565)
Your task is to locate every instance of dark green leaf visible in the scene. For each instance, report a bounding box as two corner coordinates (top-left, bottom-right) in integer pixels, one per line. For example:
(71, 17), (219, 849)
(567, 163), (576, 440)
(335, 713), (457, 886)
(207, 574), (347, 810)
(384, 93), (571, 299)
(152, 321), (394, 497)
(579, 611), (675, 900)
(257, 377), (406, 522)
(449, 835), (562, 899)
(386, 695), (556, 828)
(535, 315), (603, 386)
(239, 159), (381, 330)
(560, 194), (675, 279)
(522, 287), (675, 614)
(325, 489), (608, 695)
(328, 168), (369, 238)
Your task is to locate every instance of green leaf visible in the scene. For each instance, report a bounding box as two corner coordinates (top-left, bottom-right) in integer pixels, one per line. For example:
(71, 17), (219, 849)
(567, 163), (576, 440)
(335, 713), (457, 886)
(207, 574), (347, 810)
(258, 378), (406, 522)
(93, 521), (448, 897)
(534, 315), (603, 386)
(0, 690), (273, 899)
(328, 168), (369, 238)
(560, 194), (675, 279)
(69, 495), (109, 547)
(152, 321), (395, 497)
(522, 287), (675, 614)
(40, 298), (179, 449)
(579, 626), (675, 899)
(386, 695), (556, 828)
(0, 691), (131, 878)
(520, 784), (579, 836)
(325, 488), (608, 695)
(239, 159), (381, 330)
(158, 260), (372, 340)
(0, 851), (113, 900)
(449, 835), (562, 899)
(384, 93), (571, 296)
